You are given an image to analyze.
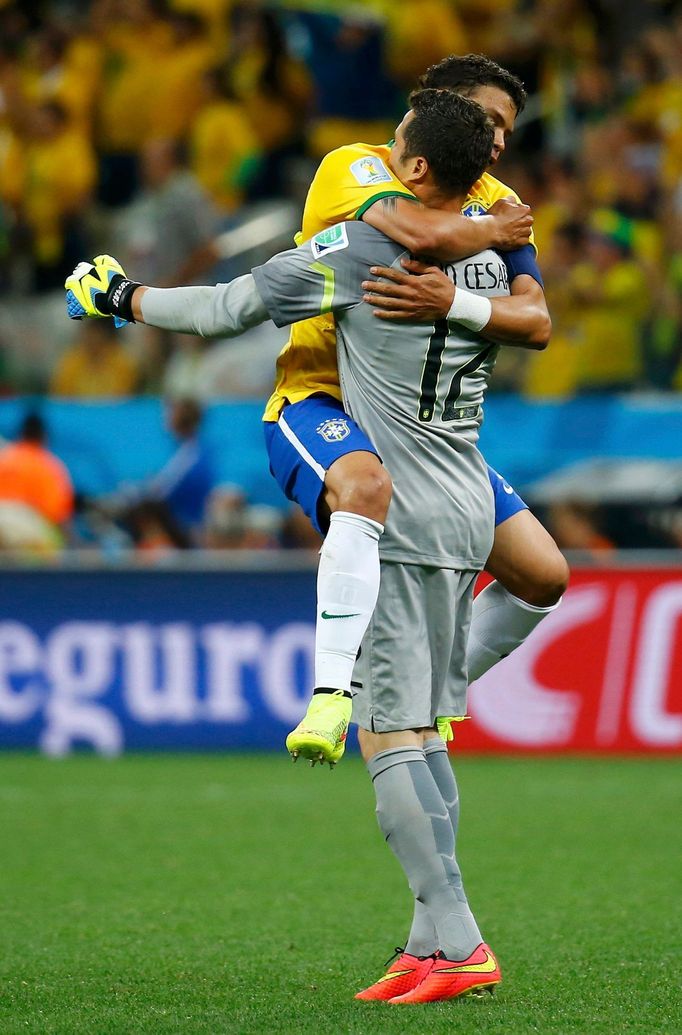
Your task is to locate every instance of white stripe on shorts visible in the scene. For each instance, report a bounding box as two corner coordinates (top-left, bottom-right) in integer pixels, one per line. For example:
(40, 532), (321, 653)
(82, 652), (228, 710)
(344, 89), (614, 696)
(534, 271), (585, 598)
(278, 411), (326, 482)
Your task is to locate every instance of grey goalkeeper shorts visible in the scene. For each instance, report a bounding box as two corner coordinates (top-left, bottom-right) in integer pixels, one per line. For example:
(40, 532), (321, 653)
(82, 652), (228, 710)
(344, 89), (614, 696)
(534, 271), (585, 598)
(351, 561), (477, 733)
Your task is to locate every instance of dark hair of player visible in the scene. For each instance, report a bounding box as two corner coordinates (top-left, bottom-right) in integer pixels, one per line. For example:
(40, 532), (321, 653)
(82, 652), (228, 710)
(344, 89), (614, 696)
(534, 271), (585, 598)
(417, 53), (527, 115)
(402, 89), (494, 196)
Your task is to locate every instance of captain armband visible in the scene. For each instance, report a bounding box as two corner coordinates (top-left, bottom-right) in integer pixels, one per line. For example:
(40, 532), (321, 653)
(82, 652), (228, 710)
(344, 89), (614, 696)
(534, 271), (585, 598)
(446, 289), (492, 332)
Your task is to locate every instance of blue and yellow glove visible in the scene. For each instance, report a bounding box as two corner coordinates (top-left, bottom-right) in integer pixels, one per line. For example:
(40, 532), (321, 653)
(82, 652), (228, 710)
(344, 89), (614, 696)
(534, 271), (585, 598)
(65, 254), (140, 328)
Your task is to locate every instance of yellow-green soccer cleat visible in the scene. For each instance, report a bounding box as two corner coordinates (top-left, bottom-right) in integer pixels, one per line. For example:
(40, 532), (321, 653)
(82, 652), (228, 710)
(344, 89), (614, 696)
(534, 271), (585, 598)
(286, 691), (352, 768)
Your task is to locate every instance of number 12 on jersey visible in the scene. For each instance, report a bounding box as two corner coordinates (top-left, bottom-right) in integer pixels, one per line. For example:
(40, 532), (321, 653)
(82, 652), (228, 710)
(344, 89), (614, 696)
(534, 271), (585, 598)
(418, 319), (495, 423)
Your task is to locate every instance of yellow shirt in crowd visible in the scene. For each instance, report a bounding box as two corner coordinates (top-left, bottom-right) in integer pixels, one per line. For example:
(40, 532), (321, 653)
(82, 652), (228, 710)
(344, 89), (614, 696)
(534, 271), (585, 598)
(50, 342), (139, 398)
(571, 258), (649, 388)
(190, 99), (261, 212)
(1, 127), (96, 263)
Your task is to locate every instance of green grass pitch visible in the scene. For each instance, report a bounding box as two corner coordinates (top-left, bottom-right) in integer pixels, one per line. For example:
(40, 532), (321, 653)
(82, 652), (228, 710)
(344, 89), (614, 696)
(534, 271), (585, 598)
(1, 753), (680, 1034)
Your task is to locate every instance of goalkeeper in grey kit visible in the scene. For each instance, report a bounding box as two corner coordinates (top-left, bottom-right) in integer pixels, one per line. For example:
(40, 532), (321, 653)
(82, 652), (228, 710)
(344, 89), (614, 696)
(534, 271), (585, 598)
(66, 90), (547, 1002)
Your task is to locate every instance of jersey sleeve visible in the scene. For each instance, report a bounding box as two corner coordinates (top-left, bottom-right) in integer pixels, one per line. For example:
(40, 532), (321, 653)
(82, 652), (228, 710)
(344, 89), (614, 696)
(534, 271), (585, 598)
(140, 275), (272, 338)
(306, 145), (416, 227)
(253, 221), (401, 327)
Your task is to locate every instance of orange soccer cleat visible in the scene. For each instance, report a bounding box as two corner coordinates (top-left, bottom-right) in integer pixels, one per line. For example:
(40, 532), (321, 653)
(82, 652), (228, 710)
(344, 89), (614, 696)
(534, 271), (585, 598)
(354, 949), (437, 1001)
(389, 942), (501, 1004)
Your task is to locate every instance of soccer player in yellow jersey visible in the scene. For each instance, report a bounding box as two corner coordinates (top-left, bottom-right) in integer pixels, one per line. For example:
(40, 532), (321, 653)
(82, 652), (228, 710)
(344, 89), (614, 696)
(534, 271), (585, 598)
(269, 55), (569, 768)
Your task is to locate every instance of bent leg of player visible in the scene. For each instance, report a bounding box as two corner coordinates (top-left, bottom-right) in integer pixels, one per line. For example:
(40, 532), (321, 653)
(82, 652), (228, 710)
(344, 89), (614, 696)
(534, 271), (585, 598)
(265, 396), (388, 766)
(467, 467), (569, 683)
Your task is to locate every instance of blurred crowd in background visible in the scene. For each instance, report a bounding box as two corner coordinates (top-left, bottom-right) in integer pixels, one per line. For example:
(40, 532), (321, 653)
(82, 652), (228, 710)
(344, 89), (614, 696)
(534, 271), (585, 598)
(0, 0), (680, 557)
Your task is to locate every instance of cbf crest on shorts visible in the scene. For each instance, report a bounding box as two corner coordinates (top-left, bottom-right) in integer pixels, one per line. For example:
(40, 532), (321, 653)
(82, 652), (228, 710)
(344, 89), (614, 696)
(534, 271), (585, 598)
(316, 417), (351, 442)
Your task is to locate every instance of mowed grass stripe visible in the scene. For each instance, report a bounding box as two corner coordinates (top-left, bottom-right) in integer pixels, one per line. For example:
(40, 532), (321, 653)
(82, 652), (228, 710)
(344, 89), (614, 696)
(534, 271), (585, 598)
(0, 755), (680, 1034)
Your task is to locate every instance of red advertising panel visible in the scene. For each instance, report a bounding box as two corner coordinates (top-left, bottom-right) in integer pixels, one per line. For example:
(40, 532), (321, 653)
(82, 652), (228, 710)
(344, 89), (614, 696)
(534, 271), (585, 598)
(458, 568), (682, 753)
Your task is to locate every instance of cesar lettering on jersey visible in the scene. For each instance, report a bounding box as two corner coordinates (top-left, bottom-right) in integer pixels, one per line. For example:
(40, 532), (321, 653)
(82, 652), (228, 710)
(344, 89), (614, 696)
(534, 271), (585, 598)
(449, 256), (510, 293)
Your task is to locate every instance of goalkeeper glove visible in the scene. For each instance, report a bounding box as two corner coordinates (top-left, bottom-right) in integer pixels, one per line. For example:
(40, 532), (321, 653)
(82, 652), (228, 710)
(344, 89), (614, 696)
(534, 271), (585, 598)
(65, 254), (141, 327)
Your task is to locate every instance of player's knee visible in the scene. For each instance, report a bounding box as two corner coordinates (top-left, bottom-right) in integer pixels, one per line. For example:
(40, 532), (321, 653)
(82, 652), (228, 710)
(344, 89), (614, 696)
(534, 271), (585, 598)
(336, 465), (392, 524)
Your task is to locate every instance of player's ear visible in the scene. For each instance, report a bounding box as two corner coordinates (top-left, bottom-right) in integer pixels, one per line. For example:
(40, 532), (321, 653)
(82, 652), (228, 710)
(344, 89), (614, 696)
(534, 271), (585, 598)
(405, 155), (429, 186)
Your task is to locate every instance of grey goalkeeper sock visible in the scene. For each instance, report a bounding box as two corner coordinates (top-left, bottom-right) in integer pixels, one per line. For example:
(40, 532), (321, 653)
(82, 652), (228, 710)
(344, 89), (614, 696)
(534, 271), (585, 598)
(405, 737), (461, 956)
(368, 746), (481, 961)
(424, 736), (460, 835)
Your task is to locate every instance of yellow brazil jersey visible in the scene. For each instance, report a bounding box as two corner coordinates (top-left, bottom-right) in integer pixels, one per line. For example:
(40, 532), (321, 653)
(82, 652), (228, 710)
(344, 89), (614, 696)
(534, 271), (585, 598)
(263, 142), (534, 421)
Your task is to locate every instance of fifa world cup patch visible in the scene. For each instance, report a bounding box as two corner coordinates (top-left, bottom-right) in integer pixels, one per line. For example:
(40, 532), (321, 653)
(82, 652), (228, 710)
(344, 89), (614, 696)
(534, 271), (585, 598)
(350, 155), (392, 186)
(311, 223), (349, 259)
(316, 418), (351, 442)
(462, 200), (488, 217)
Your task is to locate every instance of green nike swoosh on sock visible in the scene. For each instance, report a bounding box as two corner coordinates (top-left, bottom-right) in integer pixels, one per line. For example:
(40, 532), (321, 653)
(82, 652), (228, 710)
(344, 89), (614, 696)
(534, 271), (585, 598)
(320, 610), (361, 619)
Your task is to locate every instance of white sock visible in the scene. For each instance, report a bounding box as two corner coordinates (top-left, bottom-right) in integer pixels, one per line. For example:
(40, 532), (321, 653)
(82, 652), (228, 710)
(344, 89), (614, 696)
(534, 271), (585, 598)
(315, 511), (383, 692)
(467, 580), (562, 684)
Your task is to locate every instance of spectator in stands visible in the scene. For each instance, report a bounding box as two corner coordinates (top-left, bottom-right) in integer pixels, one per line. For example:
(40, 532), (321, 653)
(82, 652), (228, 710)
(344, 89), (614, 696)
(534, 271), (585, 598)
(568, 219), (650, 392)
(523, 220), (586, 398)
(0, 411), (74, 551)
(114, 137), (220, 286)
(21, 26), (99, 131)
(547, 501), (615, 559)
(95, 0), (174, 206)
(190, 67), (262, 213)
(290, 7), (396, 158)
(50, 320), (139, 398)
(649, 221), (682, 390)
(111, 397), (215, 544)
(0, 100), (96, 290)
(384, 0), (468, 89)
(124, 499), (191, 553)
(146, 11), (218, 143)
(202, 485), (281, 549)
(227, 4), (311, 193)
(160, 333), (209, 401)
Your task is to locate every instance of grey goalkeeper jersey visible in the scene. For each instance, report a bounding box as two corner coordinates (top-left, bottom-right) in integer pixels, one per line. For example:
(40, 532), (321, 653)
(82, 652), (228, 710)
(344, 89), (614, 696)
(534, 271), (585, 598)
(141, 220), (511, 569)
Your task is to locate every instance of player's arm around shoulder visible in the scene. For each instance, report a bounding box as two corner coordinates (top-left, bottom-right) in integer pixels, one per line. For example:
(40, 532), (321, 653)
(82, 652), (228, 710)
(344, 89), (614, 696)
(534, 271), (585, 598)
(488, 273), (551, 350)
(307, 144), (533, 260)
(362, 253), (551, 350)
(363, 190), (533, 261)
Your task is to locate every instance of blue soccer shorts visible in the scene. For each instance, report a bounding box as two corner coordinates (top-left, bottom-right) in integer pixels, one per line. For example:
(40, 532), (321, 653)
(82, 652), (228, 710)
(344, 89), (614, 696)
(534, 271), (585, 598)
(264, 395), (380, 534)
(487, 465), (528, 526)
(264, 395), (527, 534)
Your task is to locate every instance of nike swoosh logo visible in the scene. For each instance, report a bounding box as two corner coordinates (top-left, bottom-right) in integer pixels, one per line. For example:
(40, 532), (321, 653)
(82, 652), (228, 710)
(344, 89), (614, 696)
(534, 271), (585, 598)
(502, 483), (514, 494)
(376, 969), (413, 984)
(439, 949), (498, 975)
(320, 610), (361, 620)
